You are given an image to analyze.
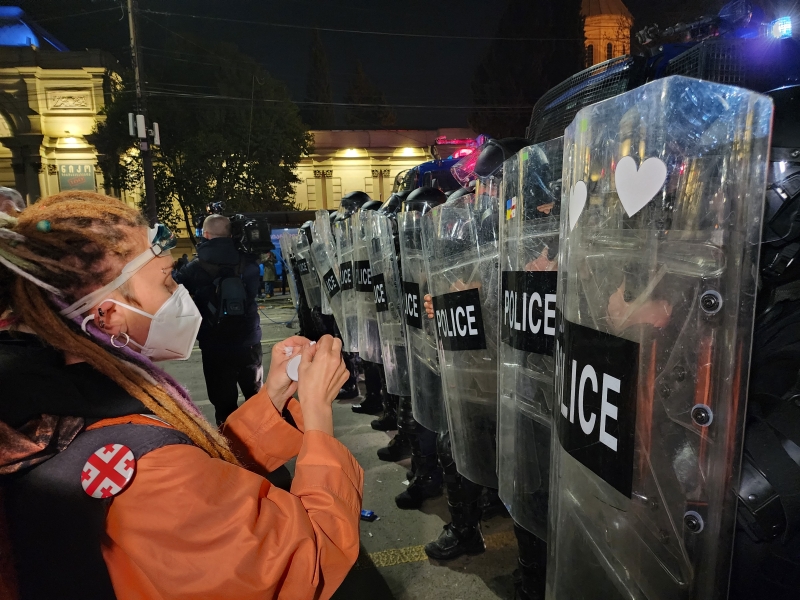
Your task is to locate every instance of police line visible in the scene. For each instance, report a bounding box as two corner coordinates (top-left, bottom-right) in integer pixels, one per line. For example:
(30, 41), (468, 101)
(287, 75), (775, 600)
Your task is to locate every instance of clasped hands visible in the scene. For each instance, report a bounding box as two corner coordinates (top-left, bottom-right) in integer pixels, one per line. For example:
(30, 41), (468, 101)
(264, 334), (349, 435)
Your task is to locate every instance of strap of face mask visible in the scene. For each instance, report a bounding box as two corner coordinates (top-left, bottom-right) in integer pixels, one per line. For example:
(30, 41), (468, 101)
(97, 298), (156, 320)
(79, 306), (146, 352)
(79, 300), (155, 337)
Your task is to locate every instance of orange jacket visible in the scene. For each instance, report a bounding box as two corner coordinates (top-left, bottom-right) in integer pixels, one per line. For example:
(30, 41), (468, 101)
(94, 389), (363, 600)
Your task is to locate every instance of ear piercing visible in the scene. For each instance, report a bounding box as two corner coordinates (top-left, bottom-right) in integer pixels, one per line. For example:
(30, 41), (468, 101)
(98, 308), (105, 317)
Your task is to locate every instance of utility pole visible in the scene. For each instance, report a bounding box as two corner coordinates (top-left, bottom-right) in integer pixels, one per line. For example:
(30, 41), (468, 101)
(126, 0), (157, 226)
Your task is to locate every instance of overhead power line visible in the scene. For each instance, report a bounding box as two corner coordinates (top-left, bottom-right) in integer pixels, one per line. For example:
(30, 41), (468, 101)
(140, 9), (584, 41)
(35, 7), (122, 23)
(145, 89), (533, 111)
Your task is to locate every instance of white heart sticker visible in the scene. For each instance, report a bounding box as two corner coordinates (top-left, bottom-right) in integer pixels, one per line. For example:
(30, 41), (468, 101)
(614, 156), (667, 217)
(568, 180), (587, 231)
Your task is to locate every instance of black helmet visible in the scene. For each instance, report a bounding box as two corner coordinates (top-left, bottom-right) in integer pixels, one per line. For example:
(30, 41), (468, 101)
(760, 86), (800, 287)
(340, 191), (372, 217)
(474, 137), (530, 178)
(360, 200), (383, 212)
(403, 186), (448, 214)
(379, 190), (411, 215)
(444, 187), (472, 205)
(522, 143), (560, 220)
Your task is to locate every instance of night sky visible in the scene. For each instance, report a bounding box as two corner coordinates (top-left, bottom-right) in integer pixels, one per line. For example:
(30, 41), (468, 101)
(4, 0), (738, 129)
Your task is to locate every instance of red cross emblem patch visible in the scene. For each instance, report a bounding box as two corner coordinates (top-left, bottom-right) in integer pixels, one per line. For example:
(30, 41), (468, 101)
(81, 444), (136, 499)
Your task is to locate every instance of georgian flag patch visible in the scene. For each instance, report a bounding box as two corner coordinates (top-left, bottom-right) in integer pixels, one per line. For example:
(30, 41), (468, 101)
(81, 444), (136, 499)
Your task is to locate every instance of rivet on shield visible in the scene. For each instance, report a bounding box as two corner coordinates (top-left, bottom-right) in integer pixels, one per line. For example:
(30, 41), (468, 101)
(684, 511), (704, 534)
(700, 290), (722, 315)
(691, 404), (713, 427)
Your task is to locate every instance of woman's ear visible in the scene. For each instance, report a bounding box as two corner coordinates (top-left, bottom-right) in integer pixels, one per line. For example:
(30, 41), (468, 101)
(93, 300), (126, 337)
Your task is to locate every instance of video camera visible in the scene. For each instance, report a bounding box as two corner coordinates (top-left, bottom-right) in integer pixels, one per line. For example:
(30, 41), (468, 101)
(196, 201), (275, 255)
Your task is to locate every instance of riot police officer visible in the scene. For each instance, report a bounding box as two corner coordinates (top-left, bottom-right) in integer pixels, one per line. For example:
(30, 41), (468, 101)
(731, 84), (800, 600)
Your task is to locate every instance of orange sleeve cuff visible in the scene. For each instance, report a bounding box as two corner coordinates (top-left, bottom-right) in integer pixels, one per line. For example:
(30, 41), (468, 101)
(285, 398), (306, 432)
(291, 430), (364, 511)
(223, 387), (303, 473)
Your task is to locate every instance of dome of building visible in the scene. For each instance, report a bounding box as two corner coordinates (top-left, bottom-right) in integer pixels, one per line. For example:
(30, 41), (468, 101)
(581, 0), (633, 20)
(0, 7), (67, 51)
(581, 0), (633, 67)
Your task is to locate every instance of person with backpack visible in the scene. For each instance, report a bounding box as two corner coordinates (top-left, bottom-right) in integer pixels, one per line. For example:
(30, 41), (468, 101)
(174, 214), (263, 425)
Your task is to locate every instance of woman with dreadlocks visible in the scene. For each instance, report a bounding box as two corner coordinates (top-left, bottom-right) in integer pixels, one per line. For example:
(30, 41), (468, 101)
(0, 191), (363, 600)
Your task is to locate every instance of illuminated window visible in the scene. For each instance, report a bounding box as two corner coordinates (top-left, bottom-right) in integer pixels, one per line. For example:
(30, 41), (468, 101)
(607, 43), (614, 60)
(586, 44), (594, 67)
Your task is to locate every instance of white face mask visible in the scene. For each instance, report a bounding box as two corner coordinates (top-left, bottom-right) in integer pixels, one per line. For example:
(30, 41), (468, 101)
(83, 285), (202, 361)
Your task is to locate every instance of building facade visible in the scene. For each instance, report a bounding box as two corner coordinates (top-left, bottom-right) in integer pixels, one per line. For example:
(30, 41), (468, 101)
(0, 7), (116, 206)
(293, 128), (476, 210)
(582, 0), (634, 67)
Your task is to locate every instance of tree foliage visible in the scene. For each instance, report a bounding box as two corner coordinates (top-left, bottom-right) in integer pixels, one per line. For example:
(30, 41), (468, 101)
(93, 39), (313, 243)
(344, 62), (396, 129)
(469, 0), (584, 138)
(302, 29), (335, 129)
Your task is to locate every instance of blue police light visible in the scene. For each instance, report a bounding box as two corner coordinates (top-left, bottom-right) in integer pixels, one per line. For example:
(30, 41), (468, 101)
(770, 17), (793, 39)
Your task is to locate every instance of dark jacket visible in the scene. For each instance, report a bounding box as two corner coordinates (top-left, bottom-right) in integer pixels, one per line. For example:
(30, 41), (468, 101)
(174, 237), (261, 350)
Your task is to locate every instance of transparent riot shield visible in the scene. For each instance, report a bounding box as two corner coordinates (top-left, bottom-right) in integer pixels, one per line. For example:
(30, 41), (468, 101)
(334, 218), (359, 354)
(399, 209), (447, 433)
(367, 213), (411, 396)
(294, 230), (322, 310)
(310, 211), (347, 339)
(279, 231), (300, 312)
(422, 177), (502, 488)
(547, 76), (772, 600)
(498, 138), (563, 540)
(353, 210), (383, 364)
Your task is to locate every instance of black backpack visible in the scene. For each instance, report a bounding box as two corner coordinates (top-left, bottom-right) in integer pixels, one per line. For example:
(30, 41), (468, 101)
(198, 258), (248, 326)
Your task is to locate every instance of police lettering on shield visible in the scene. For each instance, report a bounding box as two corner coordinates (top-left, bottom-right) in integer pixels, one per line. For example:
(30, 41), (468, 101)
(372, 273), (389, 312)
(501, 271), (558, 355)
(322, 268), (341, 298)
(555, 318), (639, 498)
(403, 281), (422, 329)
(431, 288), (486, 352)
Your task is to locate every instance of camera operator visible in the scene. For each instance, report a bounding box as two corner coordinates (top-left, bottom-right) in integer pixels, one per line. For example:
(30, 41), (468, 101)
(174, 214), (263, 425)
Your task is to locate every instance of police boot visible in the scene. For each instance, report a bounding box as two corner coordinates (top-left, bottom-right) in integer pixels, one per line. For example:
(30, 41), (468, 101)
(395, 455), (443, 509)
(377, 432), (412, 461)
(424, 503), (485, 561)
(351, 392), (383, 415)
(337, 353), (360, 400)
(480, 487), (509, 521)
(336, 382), (359, 401)
(354, 362), (385, 414)
(514, 524), (547, 600)
(371, 393), (399, 430)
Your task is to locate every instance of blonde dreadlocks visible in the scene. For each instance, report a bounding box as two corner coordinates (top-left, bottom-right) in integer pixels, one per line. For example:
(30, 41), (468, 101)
(0, 191), (237, 463)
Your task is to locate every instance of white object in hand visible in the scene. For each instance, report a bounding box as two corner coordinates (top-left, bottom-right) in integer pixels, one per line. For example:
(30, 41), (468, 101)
(286, 341), (315, 382)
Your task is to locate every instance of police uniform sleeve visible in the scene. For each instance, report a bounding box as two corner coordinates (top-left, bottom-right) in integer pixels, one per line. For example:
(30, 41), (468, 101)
(102, 429), (363, 600)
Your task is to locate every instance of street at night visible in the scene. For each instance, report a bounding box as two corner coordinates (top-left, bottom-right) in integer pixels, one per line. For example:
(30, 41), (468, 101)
(1, 1), (799, 599)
